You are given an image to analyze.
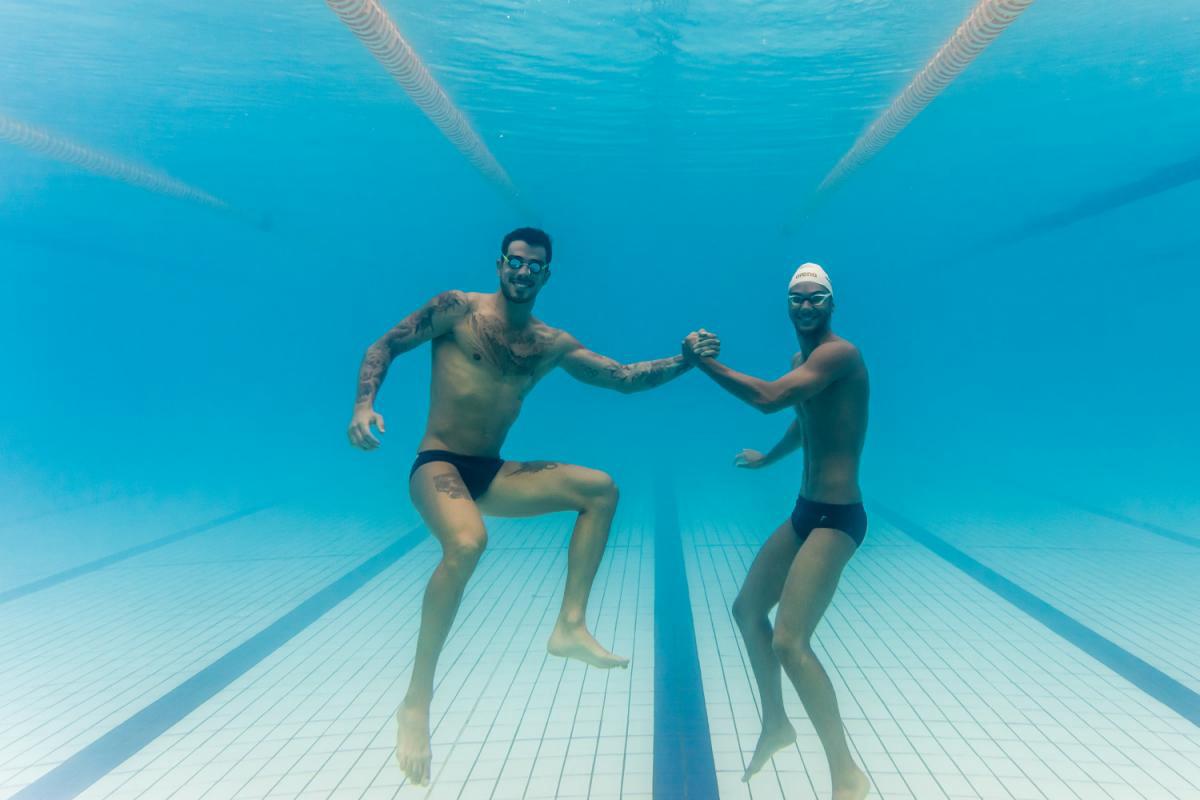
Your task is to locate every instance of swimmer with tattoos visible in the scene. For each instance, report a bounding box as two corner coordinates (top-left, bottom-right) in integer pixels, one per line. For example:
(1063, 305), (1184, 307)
(347, 227), (718, 786)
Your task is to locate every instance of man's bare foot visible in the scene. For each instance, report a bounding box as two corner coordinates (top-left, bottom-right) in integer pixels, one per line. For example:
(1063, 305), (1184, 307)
(741, 719), (797, 782)
(395, 702), (432, 786)
(547, 621), (629, 668)
(832, 766), (870, 800)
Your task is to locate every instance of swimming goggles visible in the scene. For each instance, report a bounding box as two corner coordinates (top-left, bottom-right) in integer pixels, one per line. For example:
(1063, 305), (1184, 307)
(500, 253), (549, 274)
(788, 291), (832, 307)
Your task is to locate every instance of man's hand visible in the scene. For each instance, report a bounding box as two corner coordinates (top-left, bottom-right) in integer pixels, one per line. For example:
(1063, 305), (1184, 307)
(348, 407), (386, 450)
(682, 329), (720, 363)
(734, 448), (768, 469)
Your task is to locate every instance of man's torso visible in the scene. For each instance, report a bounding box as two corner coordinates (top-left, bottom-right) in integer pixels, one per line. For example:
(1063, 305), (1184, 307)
(794, 340), (869, 504)
(420, 293), (564, 456)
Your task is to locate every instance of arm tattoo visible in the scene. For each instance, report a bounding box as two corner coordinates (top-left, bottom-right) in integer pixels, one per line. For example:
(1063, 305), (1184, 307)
(355, 345), (390, 406)
(506, 461), (559, 476)
(433, 292), (464, 313)
(355, 291), (465, 407)
(568, 352), (689, 392)
(389, 291), (464, 352)
(432, 472), (469, 499)
(623, 355), (689, 390)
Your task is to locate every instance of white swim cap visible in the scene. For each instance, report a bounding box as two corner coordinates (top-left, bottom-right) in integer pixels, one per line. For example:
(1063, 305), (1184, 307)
(788, 262), (832, 295)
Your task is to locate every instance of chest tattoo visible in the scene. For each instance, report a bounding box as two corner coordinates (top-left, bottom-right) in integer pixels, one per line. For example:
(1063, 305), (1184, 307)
(469, 314), (553, 376)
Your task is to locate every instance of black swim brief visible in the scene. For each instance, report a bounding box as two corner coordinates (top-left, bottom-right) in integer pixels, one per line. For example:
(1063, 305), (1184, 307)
(409, 450), (505, 499)
(790, 496), (868, 547)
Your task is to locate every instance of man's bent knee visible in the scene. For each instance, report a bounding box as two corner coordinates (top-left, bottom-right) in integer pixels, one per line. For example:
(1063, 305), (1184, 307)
(441, 530), (487, 571)
(576, 471), (618, 511)
(772, 631), (816, 668)
(731, 594), (765, 627)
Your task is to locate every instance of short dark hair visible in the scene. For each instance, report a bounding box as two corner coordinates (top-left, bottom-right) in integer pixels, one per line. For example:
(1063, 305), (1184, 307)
(501, 227), (552, 264)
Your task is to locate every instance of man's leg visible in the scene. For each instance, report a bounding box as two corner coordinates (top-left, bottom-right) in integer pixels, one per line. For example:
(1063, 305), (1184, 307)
(773, 528), (869, 800)
(397, 463), (489, 786)
(730, 520), (804, 781)
(477, 460), (627, 668)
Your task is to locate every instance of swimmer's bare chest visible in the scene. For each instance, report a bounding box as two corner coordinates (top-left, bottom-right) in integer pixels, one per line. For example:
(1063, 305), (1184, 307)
(791, 353), (868, 500)
(430, 312), (561, 411)
(790, 350), (868, 448)
(461, 312), (561, 378)
(421, 313), (563, 453)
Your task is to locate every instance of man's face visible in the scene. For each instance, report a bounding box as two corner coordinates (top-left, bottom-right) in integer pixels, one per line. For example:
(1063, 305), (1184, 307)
(496, 240), (550, 304)
(787, 281), (833, 333)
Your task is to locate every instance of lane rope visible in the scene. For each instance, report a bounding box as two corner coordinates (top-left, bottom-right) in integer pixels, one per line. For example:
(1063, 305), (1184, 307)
(326, 0), (520, 200)
(814, 0), (1036, 199)
(1, 113), (230, 211)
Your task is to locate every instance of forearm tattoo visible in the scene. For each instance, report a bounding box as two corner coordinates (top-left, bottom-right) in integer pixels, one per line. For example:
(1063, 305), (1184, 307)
(624, 355), (689, 389)
(507, 461), (559, 476)
(355, 345), (390, 406)
(433, 472), (468, 499)
(577, 353), (687, 391)
(355, 291), (465, 406)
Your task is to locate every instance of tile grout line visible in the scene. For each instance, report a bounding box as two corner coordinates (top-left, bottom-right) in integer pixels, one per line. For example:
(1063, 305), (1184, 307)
(8, 521), (428, 800)
(872, 500), (1200, 729)
(0, 505), (275, 606)
(991, 476), (1200, 549)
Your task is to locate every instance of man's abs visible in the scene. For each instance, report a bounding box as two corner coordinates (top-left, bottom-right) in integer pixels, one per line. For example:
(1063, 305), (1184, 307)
(797, 382), (867, 504)
(420, 337), (533, 456)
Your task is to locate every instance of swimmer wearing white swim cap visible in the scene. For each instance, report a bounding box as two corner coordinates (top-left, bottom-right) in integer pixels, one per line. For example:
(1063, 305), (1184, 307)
(683, 261), (871, 800)
(787, 262), (834, 334)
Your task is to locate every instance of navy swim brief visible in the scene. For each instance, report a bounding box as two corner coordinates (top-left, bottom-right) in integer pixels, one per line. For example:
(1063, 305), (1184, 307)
(790, 496), (868, 547)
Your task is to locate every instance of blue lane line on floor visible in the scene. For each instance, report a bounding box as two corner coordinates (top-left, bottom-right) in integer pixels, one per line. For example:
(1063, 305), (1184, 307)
(1050, 495), (1200, 549)
(11, 522), (428, 800)
(0, 506), (274, 607)
(0, 494), (118, 529)
(875, 502), (1200, 728)
(993, 477), (1200, 549)
(653, 476), (719, 800)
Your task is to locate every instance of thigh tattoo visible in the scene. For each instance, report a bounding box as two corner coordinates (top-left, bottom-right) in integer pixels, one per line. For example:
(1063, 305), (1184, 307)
(433, 472), (469, 499)
(507, 461), (559, 476)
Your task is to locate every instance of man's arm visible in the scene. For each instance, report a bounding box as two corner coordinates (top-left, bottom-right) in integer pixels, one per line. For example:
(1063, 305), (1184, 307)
(737, 418), (805, 469)
(695, 340), (854, 414)
(736, 352), (808, 467)
(354, 291), (468, 410)
(765, 419), (805, 463)
(556, 332), (716, 394)
(348, 291), (468, 450)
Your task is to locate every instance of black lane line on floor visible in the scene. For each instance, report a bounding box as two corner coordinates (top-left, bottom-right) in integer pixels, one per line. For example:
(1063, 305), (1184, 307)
(0, 506), (273, 607)
(653, 476), (719, 800)
(874, 501), (1200, 728)
(11, 522), (428, 800)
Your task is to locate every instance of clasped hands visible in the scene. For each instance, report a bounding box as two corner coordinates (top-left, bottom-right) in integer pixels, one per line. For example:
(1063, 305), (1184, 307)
(681, 328), (720, 363)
